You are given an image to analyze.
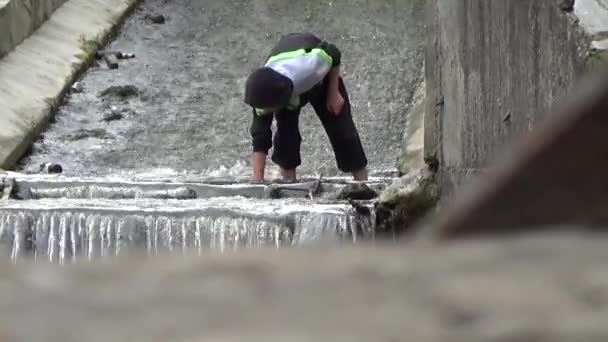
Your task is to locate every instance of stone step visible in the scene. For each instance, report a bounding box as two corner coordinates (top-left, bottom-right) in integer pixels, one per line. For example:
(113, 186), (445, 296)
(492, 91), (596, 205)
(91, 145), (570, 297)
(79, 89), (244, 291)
(2, 173), (392, 200)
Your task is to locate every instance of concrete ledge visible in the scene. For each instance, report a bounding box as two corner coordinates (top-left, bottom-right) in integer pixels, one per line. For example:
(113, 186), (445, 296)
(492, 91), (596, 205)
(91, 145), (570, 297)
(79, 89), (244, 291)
(0, 0), (68, 58)
(0, 0), (140, 170)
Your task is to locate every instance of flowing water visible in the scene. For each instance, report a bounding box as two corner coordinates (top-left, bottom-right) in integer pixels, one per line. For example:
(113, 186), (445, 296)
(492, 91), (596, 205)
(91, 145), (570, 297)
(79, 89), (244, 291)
(2, 0), (426, 261)
(0, 173), (390, 262)
(0, 197), (376, 262)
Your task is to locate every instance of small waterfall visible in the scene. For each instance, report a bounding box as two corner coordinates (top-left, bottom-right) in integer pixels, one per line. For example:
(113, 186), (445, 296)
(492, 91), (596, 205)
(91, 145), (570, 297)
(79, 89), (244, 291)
(292, 206), (376, 245)
(0, 200), (375, 262)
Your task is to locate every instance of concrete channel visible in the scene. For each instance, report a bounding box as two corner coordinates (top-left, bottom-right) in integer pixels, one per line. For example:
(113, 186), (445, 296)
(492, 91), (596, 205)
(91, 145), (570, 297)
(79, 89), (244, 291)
(0, 0), (428, 261)
(16, 0), (426, 178)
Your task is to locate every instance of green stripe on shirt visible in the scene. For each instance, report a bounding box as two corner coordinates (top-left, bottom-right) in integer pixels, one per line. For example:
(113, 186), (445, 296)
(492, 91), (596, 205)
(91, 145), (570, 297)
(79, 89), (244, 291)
(266, 48), (333, 68)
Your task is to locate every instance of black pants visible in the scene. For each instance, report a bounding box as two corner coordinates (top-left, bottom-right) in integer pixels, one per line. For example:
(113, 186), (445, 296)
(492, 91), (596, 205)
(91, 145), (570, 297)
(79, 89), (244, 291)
(271, 77), (367, 173)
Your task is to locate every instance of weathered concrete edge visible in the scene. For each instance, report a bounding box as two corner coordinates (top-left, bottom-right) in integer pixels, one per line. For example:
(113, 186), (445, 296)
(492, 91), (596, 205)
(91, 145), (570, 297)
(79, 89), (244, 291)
(397, 62), (426, 175)
(0, 0), (68, 58)
(0, 0), (142, 170)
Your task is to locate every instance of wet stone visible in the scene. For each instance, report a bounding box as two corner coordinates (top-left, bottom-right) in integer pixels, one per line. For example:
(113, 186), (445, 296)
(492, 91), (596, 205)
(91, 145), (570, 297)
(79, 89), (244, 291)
(97, 50), (136, 60)
(70, 82), (83, 94)
(101, 107), (124, 122)
(144, 187), (197, 199)
(375, 168), (440, 236)
(264, 186), (283, 199)
(335, 183), (379, 201)
(64, 128), (111, 141)
(38, 163), (63, 174)
(103, 54), (119, 69)
(116, 52), (136, 59)
(99, 85), (140, 100)
(1, 178), (14, 200)
(145, 13), (166, 24)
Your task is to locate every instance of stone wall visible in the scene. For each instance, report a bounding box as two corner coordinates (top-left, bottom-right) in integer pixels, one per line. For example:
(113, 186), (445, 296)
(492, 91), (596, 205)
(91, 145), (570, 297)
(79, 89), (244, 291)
(424, 0), (608, 195)
(0, 0), (68, 58)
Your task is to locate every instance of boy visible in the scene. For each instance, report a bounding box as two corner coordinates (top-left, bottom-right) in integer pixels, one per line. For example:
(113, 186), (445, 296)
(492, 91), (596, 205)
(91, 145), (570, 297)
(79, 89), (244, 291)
(244, 32), (368, 183)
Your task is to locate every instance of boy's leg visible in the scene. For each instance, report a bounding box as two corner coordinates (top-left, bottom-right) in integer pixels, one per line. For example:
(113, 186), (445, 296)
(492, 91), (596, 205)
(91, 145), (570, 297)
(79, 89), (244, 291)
(309, 77), (368, 181)
(271, 108), (302, 182)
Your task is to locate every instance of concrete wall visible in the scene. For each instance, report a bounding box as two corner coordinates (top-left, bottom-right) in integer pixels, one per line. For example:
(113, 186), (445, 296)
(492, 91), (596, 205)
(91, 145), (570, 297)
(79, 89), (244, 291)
(425, 0), (608, 194)
(0, 0), (68, 58)
(0, 0), (140, 170)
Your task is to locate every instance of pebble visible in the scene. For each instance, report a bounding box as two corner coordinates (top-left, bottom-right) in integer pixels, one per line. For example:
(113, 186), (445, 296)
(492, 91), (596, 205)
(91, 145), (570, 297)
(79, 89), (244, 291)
(101, 107), (124, 122)
(146, 13), (166, 24)
(99, 85), (140, 100)
(39, 163), (63, 174)
(64, 128), (110, 141)
(103, 54), (119, 69)
(71, 82), (84, 94)
(116, 52), (136, 59)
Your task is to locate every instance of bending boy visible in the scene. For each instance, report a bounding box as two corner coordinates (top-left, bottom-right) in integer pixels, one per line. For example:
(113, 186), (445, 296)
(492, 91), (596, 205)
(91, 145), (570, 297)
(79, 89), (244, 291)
(244, 32), (368, 183)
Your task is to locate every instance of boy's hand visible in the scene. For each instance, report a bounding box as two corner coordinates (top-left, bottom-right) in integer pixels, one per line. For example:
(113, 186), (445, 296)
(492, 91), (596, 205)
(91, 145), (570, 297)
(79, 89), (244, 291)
(327, 92), (345, 115)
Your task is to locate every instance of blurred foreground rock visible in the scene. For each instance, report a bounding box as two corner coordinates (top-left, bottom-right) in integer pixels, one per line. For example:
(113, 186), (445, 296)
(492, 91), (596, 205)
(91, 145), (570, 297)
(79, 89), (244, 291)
(1, 233), (608, 341)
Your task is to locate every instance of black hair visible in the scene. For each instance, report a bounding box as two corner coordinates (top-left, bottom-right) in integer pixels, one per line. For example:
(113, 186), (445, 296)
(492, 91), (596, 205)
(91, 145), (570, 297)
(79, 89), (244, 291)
(244, 67), (293, 109)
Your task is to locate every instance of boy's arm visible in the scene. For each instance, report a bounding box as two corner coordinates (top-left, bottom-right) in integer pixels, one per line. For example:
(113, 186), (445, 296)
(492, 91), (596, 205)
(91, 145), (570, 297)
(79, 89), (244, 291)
(249, 109), (273, 182)
(320, 41), (344, 114)
(327, 66), (341, 99)
(321, 41), (344, 114)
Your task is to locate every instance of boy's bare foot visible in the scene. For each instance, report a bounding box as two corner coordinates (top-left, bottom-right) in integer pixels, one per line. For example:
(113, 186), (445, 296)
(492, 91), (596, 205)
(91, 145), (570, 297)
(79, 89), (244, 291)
(352, 168), (368, 182)
(280, 168), (297, 183)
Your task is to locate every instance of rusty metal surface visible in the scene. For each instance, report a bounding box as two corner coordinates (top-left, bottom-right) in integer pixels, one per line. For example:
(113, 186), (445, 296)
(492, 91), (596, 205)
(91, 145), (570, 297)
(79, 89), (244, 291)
(430, 71), (608, 240)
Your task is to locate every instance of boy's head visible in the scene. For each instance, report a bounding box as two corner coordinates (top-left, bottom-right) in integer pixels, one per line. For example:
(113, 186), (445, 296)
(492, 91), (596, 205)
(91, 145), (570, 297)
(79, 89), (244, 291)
(244, 67), (293, 112)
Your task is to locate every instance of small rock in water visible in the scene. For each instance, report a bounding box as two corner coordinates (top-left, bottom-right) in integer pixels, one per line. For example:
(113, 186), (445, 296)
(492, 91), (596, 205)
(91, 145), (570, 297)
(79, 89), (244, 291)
(263, 185), (283, 199)
(99, 85), (140, 100)
(336, 183), (378, 201)
(116, 52), (136, 59)
(1, 178), (15, 200)
(145, 13), (166, 24)
(103, 54), (119, 69)
(375, 167), (440, 236)
(39, 162), (63, 174)
(71, 82), (84, 93)
(102, 106), (124, 122)
(143, 187), (197, 199)
(171, 187), (197, 199)
(64, 128), (110, 141)
(97, 50), (136, 60)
